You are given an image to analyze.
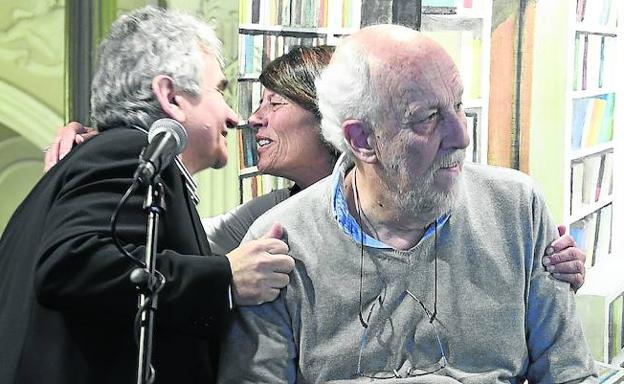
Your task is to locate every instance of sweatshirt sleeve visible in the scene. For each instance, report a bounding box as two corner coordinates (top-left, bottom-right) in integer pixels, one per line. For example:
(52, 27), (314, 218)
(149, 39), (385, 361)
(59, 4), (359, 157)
(218, 292), (297, 383)
(524, 186), (597, 383)
(202, 188), (290, 254)
(218, 227), (297, 384)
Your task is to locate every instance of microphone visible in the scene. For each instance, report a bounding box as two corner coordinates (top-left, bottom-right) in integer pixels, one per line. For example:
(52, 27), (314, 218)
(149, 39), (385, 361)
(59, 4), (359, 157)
(133, 118), (188, 186)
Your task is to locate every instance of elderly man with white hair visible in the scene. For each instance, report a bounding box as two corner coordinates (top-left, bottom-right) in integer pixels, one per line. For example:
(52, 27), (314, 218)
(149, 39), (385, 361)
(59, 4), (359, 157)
(218, 24), (596, 383)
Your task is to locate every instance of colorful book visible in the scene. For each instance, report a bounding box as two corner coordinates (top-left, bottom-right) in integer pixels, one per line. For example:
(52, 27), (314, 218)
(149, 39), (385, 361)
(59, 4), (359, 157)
(581, 33), (589, 90)
(595, 204), (613, 264)
(576, 0), (587, 22)
(581, 154), (602, 204)
(571, 98), (589, 150)
(584, 213), (598, 267)
(609, 295), (623, 362)
(570, 161), (584, 215)
(573, 33), (582, 91)
(582, 98), (607, 148)
(600, 151), (614, 197)
(586, 34), (602, 90)
(599, 93), (615, 143)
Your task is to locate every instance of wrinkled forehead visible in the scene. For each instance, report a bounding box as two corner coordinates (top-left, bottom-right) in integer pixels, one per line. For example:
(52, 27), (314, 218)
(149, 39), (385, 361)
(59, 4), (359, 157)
(373, 46), (463, 106)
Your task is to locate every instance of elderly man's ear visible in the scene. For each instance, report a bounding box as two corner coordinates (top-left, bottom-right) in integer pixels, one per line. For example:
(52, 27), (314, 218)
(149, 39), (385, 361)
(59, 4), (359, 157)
(152, 75), (187, 123)
(343, 120), (377, 164)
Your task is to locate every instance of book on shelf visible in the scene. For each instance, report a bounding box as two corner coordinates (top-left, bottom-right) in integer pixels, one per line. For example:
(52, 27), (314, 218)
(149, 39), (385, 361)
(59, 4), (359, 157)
(241, 174), (258, 202)
(595, 151), (614, 201)
(571, 94), (615, 150)
(573, 33), (581, 91)
(595, 204), (613, 265)
(577, 293), (619, 365)
(240, 0), (361, 28)
(576, 0), (618, 27)
(570, 203), (614, 268)
(465, 109), (479, 162)
(600, 93), (616, 143)
(600, 151), (614, 196)
(239, 33), (327, 75)
(595, 153), (607, 201)
(581, 154), (602, 204)
(574, 33), (617, 92)
(585, 34), (602, 89)
(584, 96), (606, 147)
(570, 160), (584, 214)
(239, 126), (258, 168)
(579, 151), (614, 206)
(240, 173), (293, 203)
(237, 81), (262, 118)
(571, 213), (598, 268)
(609, 294), (623, 363)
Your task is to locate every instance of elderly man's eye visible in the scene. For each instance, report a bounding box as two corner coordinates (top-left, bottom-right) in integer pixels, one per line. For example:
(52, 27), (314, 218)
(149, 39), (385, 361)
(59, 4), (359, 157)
(424, 111), (438, 121)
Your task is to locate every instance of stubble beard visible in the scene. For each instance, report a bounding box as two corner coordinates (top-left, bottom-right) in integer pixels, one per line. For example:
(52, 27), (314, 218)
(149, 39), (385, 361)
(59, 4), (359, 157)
(386, 149), (465, 221)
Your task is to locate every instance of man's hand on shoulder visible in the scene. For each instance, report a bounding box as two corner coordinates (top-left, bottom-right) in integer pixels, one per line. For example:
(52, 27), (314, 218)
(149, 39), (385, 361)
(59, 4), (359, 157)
(543, 225), (586, 291)
(226, 223), (295, 306)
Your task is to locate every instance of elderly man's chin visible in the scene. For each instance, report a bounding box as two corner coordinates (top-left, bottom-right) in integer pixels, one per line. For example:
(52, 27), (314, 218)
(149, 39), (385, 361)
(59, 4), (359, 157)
(400, 176), (461, 220)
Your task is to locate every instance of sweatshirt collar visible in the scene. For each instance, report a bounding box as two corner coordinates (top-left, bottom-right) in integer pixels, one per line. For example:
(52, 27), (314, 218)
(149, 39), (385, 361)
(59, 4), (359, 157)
(330, 154), (449, 250)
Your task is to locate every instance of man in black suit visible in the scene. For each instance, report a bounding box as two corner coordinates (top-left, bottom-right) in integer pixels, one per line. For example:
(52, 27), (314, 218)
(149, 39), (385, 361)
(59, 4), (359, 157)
(0, 6), (293, 384)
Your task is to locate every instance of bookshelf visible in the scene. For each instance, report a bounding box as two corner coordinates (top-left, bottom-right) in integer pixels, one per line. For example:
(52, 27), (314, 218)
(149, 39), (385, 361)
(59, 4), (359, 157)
(562, 0), (623, 366)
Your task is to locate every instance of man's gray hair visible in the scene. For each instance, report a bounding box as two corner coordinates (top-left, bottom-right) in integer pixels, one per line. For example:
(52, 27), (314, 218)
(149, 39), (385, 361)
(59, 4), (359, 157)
(315, 41), (380, 155)
(91, 6), (223, 131)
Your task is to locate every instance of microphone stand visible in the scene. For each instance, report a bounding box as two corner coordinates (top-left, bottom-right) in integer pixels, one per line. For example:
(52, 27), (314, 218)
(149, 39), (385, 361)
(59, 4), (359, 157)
(132, 180), (166, 384)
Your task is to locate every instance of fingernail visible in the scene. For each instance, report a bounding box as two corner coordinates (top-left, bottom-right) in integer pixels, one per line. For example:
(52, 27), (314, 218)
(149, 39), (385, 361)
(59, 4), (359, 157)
(547, 265), (555, 272)
(542, 256), (551, 266)
(545, 246), (554, 256)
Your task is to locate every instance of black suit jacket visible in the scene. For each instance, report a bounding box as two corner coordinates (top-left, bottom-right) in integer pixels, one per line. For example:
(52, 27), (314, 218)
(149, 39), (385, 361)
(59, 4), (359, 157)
(0, 127), (232, 383)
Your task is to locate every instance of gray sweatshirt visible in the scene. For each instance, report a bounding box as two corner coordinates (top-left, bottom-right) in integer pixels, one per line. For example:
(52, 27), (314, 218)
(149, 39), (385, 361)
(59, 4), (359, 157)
(218, 159), (597, 384)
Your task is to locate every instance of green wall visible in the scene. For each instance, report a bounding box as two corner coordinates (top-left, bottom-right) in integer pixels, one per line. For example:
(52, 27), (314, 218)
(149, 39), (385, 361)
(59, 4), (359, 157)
(0, 1), (65, 232)
(528, 0), (570, 223)
(0, 0), (240, 232)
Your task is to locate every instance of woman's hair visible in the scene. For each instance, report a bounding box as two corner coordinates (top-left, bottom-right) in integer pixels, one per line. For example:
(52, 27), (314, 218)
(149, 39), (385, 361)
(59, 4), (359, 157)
(260, 45), (340, 158)
(259, 45), (334, 122)
(90, 6), (223, 131)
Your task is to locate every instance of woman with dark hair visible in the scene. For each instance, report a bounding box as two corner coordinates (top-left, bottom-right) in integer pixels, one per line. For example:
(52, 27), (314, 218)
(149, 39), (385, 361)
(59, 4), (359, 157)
(45, 45), (586, 289)
(201, 45), (340, 254)
(253, 45), (339, 187)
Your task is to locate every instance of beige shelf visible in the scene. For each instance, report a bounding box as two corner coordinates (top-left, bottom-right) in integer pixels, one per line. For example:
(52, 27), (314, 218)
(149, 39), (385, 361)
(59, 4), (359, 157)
(575, 22), (618, 36)
(570, 141), (614, 161)
(577, 256), (624, 300)
(571, 88), (617, 99)
(239, 23), (357, 36)
(239, 166), (259, 177)
(568, 195), (614, 224)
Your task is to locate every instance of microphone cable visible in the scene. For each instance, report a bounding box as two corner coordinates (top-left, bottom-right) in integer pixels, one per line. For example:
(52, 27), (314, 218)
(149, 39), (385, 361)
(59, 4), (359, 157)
(110, 180), (146, 268)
